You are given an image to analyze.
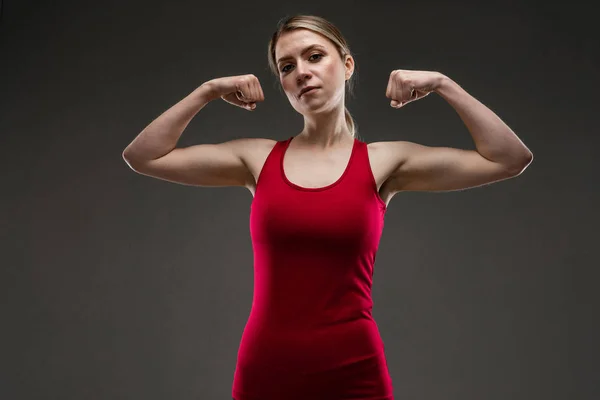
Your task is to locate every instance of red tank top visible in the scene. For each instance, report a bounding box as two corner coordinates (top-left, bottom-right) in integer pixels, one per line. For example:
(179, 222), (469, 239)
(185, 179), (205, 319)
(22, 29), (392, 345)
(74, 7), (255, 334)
(232, 136), (393, 400)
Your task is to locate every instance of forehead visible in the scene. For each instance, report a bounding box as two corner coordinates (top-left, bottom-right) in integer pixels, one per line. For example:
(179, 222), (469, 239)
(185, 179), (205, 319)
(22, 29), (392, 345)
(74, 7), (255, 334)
(275, 29), (333, 59)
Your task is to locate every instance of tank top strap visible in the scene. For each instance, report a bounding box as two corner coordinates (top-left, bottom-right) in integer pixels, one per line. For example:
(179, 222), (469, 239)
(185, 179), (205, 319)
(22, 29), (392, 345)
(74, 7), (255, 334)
(346, 139), (376, 185)
(254, 137), (289, 191)
(346, 139), (387, 211)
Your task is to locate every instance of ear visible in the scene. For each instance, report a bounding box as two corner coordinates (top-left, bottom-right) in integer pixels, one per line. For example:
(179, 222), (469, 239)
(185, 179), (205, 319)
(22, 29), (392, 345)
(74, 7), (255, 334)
(344, 55), (354, 81)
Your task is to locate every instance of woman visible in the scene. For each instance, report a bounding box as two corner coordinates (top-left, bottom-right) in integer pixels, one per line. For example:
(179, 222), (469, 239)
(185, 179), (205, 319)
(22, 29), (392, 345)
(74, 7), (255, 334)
(123, 14), (533, 400)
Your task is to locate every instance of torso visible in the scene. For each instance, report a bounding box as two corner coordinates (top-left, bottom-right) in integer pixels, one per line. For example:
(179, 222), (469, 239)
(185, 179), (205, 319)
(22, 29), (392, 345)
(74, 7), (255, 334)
(241, 137), (400, 208)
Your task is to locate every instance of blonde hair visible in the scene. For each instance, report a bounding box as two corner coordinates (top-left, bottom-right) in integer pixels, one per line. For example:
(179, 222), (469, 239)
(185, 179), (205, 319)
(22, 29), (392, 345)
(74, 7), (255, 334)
(268, 14), (359, 139)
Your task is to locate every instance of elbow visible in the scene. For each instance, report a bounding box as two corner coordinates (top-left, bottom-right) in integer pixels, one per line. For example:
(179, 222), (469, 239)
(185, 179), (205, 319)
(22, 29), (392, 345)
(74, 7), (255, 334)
(122, 150), (133, 164)
(122, 149), (140, 171)
(122, 147), (141, 164)
(508, 152), (533, 176)
(520, 151), (534, 171)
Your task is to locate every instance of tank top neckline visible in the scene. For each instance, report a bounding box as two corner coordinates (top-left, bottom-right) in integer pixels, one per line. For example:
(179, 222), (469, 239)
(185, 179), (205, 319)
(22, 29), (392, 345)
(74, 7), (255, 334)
(280, 136), (358, 192)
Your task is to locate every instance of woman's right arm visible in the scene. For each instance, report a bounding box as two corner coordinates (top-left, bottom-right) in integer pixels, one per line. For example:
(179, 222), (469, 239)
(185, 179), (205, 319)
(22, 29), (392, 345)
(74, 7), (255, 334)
(122, 77), (262, 188)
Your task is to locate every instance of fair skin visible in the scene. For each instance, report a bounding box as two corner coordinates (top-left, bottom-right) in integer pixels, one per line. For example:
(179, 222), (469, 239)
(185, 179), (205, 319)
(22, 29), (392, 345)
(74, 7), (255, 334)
(124, 28), (532, 207)
(271, 28), (532, 204)
(275, 29), (354, 149)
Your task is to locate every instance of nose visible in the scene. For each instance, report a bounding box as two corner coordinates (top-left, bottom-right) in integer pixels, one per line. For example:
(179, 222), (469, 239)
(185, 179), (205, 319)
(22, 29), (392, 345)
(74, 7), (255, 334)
(295, 62), (312, 84)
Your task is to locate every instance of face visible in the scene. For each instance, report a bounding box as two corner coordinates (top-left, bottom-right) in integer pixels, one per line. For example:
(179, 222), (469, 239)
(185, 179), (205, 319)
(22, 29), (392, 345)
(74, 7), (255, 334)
(274, 29), (354, 114)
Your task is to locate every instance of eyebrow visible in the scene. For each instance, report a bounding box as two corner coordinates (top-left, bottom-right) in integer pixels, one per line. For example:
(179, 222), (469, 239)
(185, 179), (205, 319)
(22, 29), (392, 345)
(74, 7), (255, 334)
(276, 44), (326, 65)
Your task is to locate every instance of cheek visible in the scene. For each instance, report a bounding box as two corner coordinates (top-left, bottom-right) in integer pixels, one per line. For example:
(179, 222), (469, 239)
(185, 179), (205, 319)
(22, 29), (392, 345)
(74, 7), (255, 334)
(280, 77), (292, 92)
(282, 80), (292, 93)
(329, 64), (346, 83)
(325, 62), (338, 75)
(282, 80), (302, 102)
(283, 85), (296, 101)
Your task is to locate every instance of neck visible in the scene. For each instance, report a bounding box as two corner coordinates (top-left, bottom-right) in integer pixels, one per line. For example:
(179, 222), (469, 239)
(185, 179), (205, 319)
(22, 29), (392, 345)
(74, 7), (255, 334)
(297, 103), (352, 149)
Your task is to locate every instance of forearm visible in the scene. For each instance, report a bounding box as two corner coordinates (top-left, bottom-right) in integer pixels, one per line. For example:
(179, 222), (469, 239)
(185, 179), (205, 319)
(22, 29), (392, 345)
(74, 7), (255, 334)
(434, 74), (533, 169)
(122, 81), (219, 162)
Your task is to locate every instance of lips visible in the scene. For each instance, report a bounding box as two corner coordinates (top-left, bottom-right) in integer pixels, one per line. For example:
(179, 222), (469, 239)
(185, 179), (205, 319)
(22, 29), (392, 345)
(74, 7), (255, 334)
(299, 87), (319, 97)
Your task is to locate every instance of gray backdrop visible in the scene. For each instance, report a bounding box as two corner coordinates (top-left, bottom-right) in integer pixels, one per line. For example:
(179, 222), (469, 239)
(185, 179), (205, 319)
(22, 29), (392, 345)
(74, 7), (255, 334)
(1, 0), (596, 399)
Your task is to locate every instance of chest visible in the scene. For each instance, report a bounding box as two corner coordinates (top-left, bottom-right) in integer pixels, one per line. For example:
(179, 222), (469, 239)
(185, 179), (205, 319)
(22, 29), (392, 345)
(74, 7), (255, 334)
(247, 140), (397, 205)
(282, 146), (352, 189)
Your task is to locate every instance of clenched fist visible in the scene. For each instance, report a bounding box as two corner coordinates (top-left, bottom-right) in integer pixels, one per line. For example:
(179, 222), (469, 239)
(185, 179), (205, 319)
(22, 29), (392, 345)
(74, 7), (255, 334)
(206, 74), (265, 111)
(386, 69), (444, 108)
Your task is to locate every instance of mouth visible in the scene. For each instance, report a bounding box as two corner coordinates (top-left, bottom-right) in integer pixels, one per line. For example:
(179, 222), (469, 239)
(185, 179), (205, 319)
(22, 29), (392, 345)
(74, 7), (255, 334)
(299, 87), (319, 97)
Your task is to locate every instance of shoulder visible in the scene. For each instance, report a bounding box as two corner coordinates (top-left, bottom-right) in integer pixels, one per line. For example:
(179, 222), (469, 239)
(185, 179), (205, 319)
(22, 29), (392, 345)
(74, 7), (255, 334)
(364, 140), (415, 192)
(231, 137), (278, 160)
(235, 138), (279, 190)
(227, 137), (278, 149)
(366, 140), (412, 169)
(252, 137), (278, 154)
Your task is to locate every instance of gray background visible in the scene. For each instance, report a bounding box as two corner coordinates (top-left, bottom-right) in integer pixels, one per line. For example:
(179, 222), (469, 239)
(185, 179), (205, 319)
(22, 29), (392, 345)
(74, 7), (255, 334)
(1, 0), (597, 399)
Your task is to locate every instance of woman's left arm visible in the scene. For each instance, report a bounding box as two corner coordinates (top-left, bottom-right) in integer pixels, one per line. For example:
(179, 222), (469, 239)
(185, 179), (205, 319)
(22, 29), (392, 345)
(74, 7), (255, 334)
(383, 71), (533, 193)
(435, 74), (533, 168)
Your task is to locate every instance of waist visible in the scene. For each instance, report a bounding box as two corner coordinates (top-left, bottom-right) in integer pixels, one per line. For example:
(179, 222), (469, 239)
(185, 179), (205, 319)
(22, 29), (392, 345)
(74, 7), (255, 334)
(236, 314), (385, 374)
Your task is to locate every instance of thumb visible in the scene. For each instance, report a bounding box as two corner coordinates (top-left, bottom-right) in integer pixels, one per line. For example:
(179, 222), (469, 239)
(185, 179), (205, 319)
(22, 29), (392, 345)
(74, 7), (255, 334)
(390, 100), (400, 107)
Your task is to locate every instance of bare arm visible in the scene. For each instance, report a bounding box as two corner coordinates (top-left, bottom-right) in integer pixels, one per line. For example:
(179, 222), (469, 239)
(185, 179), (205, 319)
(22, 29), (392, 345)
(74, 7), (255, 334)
(382, 73), (533, 193)
(122, 81), (254, 188)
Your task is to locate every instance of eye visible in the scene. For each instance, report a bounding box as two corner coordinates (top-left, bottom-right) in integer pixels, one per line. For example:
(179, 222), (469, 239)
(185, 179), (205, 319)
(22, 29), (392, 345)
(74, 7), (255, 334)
(280, 53), (324, 74)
